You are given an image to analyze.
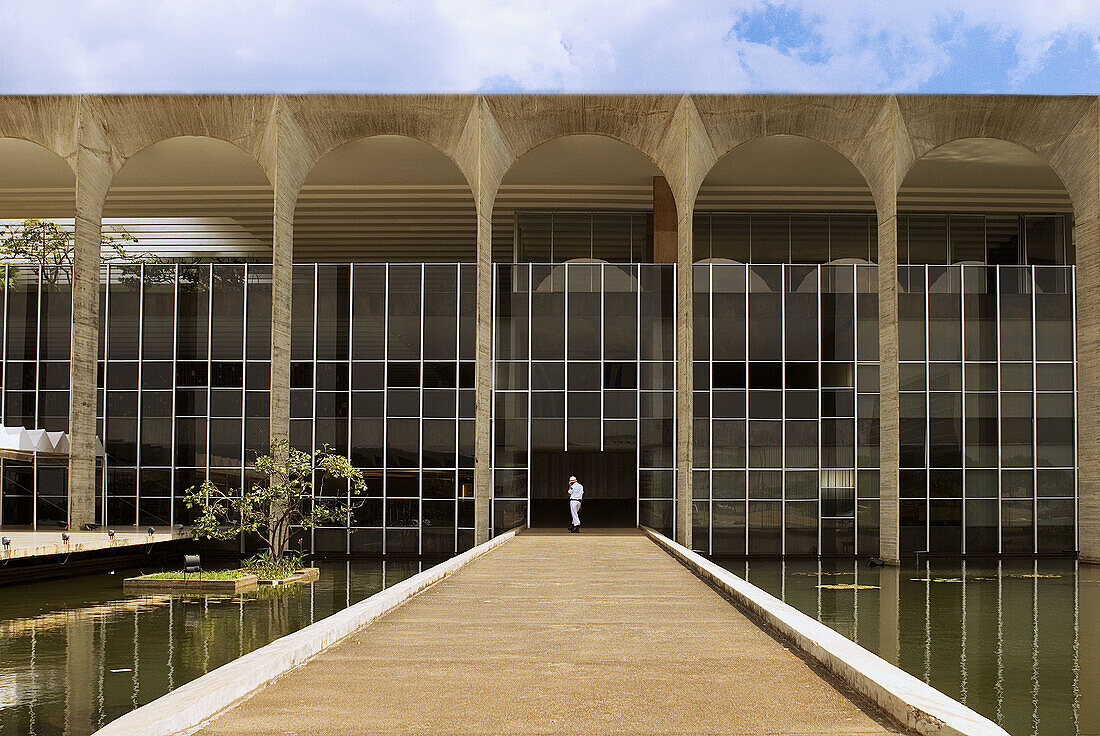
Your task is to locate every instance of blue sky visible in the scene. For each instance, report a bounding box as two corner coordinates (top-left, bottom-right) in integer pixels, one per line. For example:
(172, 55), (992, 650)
(2, 0), (1099, 93)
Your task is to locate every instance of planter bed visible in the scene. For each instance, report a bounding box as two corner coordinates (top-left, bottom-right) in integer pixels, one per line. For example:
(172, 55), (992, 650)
(258, 567), (320, 586)
(124, 571), (259, 594)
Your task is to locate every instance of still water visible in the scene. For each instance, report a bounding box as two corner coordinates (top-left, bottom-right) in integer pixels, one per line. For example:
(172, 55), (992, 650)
(730, 559), (1095, 736)
(0, 560), (422, 736)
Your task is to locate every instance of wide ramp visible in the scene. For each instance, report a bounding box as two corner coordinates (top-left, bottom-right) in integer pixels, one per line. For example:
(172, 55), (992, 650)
(199, 529), (903, 735)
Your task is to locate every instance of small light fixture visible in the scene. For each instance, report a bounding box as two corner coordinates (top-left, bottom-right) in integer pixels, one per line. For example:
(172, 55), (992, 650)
(107, 529), (115, 540)
(147, 526), (155, 536)
(61, 532), (70, 543)
(1, 537), (10, 550)
(176, 523), (185, 536)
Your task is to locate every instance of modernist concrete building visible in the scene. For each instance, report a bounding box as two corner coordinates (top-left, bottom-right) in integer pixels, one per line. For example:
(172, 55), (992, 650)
(0, 94), (1093, 564)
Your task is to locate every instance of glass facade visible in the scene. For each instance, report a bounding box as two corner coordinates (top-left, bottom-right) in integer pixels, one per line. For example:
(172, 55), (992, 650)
(493, 262), (677, 535)
(692, 263), (881, 556)
(0, 210), (1080, 558)
(289, 264), (477, 556)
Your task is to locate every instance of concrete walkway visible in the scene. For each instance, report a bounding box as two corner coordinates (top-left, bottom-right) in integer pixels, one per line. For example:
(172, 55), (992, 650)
(198, 530), (905, 735)
(0, 525), (181, 561)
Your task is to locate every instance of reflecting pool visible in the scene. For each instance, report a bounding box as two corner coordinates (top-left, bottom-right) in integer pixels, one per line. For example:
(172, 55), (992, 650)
(0, 560), (422, 736)
(729, 559), (1094, 736)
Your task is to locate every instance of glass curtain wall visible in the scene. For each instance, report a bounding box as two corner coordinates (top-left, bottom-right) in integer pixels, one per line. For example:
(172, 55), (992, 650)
(897, 214), (1077, 554)
(289, 263), (476, 556)
(0, 264), (72, 526)
(97, 263), (271, 530)
(693, 262), (880, 557)
(493, 262), (677, 535)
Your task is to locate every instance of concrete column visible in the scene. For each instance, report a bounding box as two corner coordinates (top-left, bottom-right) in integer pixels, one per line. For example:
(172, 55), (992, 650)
(877, 201), (901, 565)
(474, 208), (493, 544)
(675, 201), (694, 548)
(653, 176), (677, 264)
(1076, 214), (1100, 562)
(269, 182), (293, 450)
(68, 106), (111, 529)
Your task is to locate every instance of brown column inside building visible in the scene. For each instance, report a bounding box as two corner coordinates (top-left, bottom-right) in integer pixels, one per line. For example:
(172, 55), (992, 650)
(653, 175), (677, 264)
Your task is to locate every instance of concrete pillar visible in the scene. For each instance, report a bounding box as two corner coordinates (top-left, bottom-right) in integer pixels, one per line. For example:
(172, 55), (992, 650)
(474, 209), (492, 544)
(675, 199), (693, 548)
(877, 200), (901, 565)
(269, 180), (293, 450)
(1076, 214), (1100, 562)
(67, 106), (111, 530)
(653, 176), (677, 264)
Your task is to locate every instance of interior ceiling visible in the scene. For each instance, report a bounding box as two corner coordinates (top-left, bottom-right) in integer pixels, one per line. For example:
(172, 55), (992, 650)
(0, 134), (1075, 262)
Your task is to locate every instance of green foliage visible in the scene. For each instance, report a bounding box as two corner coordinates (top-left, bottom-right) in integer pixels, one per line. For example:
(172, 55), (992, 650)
(243, 550), (307, 580)
(184, 440), (365, 559)
(0, 218), (148, 287)
(138, 569), (252, 580)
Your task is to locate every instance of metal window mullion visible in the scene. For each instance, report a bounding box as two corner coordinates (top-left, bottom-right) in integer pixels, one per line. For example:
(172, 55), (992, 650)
(382, 263), (389, 555)
(636, 264), (642, 527)
(600, 264), (604, 453)
(311, 263), (319, 553)
(1072, 266), (1079, 553)
(347, 264), (354, 551)
(564, 261), (569, 450)
(709, 263), (715, 555)
(1031, 268), (1038, 555)
(924, 264), (931, 553)
(32, 263), (42, 527)
(780, 265), (787, 556)
(205, 264), (214, 496)
(995, 265), (1003, 554)
(170, 264), (179, 527)
(0, 263), (6, 526)
(102, 264), (112, 525)
(135, 263), (145, 525)
(240, 264), (250, 525)
(526, 264), (533, 525)
(817, 266), (823, 557)
(744, 263), (749, 555)
(418, 263), (425, 556)
(959, 266), (966, 555)
(453, 264), (460, 555)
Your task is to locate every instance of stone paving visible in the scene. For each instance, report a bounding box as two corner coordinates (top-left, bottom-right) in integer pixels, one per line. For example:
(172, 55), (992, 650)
(199, 529), (906, 735)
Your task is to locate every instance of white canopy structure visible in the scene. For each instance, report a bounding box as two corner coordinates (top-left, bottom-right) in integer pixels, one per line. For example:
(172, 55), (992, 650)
(0, 424), (102, 461)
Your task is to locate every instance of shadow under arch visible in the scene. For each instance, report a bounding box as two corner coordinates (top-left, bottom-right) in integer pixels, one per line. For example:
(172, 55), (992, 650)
(103, 135), (274, 261)
(694, 134), (877, 265)
(0, 136), (77, 217)
(897, 137), (1073, 266)
(293, 134), (477, 262)
(494, 133), (669, 264)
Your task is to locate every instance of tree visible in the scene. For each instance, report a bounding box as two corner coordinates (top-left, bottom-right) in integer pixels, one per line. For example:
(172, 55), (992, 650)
(0, 218), (148, 287)
(184, 440), (366, 559)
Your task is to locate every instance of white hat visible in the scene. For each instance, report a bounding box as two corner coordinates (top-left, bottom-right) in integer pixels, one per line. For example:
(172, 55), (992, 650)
(569, 476), (577, 482)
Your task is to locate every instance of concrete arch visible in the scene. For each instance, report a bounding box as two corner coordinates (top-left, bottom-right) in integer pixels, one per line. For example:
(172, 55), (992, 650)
(484, 94), (681, 210)
(895, 95), (1097, 214)
(689, 95), (896, 215)
(282, 95), (480, 205)
(89, 96), (276, 186)
(106, 134), (273, 190)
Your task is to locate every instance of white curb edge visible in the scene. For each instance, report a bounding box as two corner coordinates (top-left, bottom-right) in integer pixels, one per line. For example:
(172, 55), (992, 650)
(94, 527), (522, 736)
(642, 527), (1009, 736)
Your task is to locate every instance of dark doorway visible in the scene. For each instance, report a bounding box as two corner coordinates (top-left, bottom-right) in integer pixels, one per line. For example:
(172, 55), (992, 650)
(530, 450), (636, 528)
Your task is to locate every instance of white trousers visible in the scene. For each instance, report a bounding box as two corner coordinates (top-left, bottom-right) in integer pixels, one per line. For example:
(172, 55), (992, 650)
(569, 499), (582, 527)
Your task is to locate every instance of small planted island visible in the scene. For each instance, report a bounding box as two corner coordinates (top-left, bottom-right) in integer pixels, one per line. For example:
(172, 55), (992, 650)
(126, 441), (363, 595)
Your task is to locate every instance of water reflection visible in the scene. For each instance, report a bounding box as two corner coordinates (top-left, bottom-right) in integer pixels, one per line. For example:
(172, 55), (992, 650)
(728, 559), (1094, 736)
(0, 560), (422, 736)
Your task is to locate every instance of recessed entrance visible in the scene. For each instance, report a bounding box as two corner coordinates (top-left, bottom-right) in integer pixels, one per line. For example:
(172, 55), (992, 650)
(529, 451), (636, 528)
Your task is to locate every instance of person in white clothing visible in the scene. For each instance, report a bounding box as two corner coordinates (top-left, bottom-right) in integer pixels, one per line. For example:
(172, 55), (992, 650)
(567, 475), (584, 533)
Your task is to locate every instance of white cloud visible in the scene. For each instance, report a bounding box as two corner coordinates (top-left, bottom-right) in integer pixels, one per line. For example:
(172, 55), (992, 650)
(0, 0), (1097, 92)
